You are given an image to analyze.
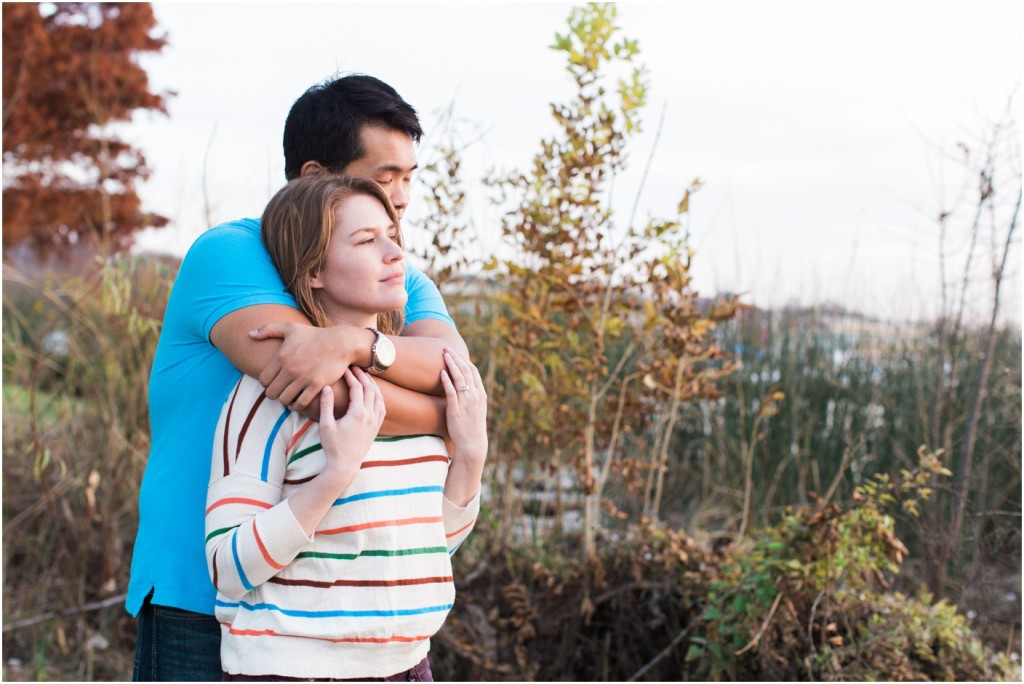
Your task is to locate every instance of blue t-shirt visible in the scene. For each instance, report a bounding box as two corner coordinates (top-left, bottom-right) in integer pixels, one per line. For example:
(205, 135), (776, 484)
(126, 217), (455, 617)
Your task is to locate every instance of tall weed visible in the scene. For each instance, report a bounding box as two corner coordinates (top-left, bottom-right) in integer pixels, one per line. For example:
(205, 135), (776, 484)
(2, 254), (174, 680)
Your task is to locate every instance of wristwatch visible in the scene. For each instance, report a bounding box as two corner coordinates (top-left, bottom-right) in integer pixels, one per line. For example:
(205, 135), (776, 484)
(366, 328), (396, 375)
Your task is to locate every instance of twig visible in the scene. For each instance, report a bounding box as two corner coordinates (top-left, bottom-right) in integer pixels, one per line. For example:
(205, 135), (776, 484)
(735, 591), (783, 655)
(592, 581), (673, 608)
(805, 588), (828, 682)
(2, 593), (127, 633)
(626, 623), (695, 682)
(820, 434), (860, 506)
(626, 101), (668, 233)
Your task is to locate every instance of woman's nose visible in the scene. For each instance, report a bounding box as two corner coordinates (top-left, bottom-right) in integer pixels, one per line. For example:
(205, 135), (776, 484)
(385, 241), (405, 263)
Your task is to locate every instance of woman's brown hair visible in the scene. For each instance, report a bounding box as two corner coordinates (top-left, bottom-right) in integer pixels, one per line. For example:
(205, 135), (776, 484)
(261, 175), (404, 335)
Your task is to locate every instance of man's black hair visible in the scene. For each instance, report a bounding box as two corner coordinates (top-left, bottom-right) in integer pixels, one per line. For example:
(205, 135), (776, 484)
(283, 74), (423, 180)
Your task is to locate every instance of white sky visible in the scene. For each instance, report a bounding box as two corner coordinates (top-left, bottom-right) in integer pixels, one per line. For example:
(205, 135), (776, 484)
(128, 1), (1023, 325)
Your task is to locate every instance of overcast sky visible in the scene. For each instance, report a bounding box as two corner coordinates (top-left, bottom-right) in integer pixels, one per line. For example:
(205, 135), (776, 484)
(128, 1), (1022, 324)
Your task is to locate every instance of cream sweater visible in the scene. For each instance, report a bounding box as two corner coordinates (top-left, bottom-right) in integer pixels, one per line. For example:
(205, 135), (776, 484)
(205, 375), (478, 679)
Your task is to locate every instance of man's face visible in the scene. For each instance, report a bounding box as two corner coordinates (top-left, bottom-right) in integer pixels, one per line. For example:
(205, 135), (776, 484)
(342, 125), (418, 220)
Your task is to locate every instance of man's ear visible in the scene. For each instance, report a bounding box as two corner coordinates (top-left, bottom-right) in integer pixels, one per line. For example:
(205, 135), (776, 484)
(300, 160), (324, 177)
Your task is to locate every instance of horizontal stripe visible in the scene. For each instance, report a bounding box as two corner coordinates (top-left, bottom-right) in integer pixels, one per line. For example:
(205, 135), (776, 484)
(286, 420), (315, 456)
(220, 622), (431, 645)
(373, 434), (439, 443)
(319, 516), (443, 535)
(222, 381), (241, 476)
(283, 457), (448, 483)
(269, 575), (453, 589)
(446, 518), (477, 539)
(261, 409), (291, 481)
(207, 497), (273, 514)
(333, 485), (444, 506)
(360, 455), (449, 469)
(206, 525), (239, 543)
(232, 534), (253, 592)
(217, 598), (453, 618)
(235, 389), (267, 466)
(288, 443), (322, 465)
(253, 522), (284, 570)
(295, 546), (447, 561)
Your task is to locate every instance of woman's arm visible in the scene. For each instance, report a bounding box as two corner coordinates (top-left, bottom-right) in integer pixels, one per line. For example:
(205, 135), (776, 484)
(285, 372), (385, 534)
(437, 349), (488, 552)
(205, 370), (384, 599)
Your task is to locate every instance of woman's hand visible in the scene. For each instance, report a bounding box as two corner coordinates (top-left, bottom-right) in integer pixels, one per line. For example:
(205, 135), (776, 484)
(283, 368), (383, 537)
(440, 349), (488, 464)
(317, 367), (385, 483)
(440, 349), (488, 506)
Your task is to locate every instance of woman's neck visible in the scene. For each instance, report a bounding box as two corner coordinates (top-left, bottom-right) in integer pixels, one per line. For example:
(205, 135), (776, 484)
(323, 306), (377, 331)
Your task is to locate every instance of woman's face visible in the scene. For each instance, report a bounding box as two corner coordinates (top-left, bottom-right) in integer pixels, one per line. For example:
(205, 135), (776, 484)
(309, 193), (407, 326)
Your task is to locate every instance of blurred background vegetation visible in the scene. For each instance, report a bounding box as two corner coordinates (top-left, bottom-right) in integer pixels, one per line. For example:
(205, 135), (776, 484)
(2, 2), (1020, 681)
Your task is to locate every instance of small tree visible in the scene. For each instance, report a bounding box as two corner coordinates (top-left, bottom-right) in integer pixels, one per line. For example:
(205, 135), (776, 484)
(2, 2), (170, 255)
(485, 3), (740, 564)
(922, 104), (1022, 595)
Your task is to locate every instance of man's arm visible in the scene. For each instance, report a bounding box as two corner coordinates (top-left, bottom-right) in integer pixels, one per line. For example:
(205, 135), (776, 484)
(391, 317), (470, 388)
(211, 304), (334, 393)
(211, 303), (451, 435)
(248, 317), (470, 405)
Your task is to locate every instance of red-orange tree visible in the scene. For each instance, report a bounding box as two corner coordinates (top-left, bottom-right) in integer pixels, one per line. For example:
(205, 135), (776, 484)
(3, 2), (170, 254)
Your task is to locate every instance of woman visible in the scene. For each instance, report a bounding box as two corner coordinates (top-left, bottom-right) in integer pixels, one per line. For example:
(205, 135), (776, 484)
(205, 175), (487, 681)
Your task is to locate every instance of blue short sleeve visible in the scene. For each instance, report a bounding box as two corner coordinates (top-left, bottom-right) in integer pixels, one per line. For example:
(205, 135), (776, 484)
(172, 218), (298, 342)
(403, 261), (456, 329)
(128, 217), (458, 617)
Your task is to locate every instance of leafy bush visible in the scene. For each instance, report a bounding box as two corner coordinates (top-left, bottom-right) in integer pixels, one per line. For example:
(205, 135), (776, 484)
(433, 452), (1018, 681)
(685, 451), (1018, 681)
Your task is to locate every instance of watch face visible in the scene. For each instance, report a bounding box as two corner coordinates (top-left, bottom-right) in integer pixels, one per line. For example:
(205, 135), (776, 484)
(375, 335), (397, 368)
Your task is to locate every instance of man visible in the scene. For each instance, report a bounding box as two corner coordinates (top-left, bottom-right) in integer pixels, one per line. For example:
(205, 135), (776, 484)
(128, 74), (469, 681)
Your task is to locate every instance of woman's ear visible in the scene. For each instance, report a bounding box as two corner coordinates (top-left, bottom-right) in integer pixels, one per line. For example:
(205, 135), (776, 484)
(309, 271), (324, 290)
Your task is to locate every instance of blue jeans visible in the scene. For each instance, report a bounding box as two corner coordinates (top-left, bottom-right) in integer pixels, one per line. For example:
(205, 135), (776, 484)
(133, 594), (222, 681)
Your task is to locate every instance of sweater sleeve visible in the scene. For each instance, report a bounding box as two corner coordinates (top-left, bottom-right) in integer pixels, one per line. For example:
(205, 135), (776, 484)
(205, 377), (313, 600)
(442, 491), (479, 555)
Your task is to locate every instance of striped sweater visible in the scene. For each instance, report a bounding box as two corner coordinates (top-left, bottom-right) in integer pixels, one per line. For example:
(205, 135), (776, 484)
(205, 375), (479, 679)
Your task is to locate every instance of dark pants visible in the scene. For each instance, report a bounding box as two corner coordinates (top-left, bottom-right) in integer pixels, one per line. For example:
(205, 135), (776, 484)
(133, 593), (222, 682)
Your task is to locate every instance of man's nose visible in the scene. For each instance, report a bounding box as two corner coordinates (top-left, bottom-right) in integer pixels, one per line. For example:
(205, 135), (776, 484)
(390, 184), (409, 217)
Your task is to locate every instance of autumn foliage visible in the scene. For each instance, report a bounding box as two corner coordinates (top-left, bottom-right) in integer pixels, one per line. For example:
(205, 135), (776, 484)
(2, 3), (170, 254)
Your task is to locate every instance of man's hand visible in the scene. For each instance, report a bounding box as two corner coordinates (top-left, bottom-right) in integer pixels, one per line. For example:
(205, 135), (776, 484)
(250, 321), (372, 411)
